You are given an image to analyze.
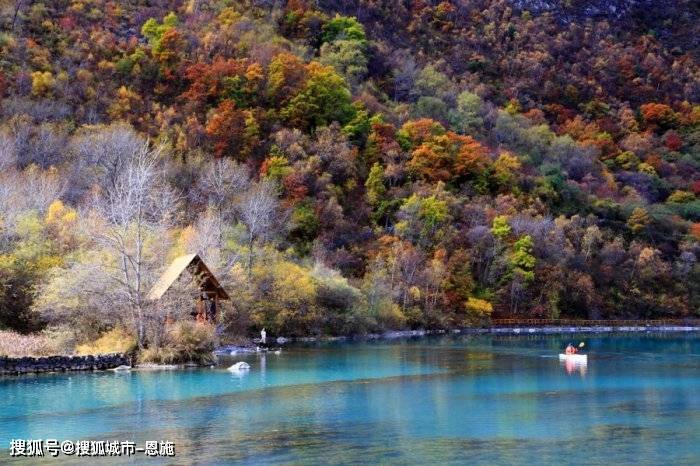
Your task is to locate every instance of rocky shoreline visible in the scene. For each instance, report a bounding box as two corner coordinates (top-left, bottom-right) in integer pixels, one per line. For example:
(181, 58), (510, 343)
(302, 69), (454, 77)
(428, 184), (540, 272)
(0, 354), (130, 376)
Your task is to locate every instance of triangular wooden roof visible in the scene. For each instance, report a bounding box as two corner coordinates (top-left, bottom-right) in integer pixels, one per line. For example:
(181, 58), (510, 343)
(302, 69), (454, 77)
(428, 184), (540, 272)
(147, 254), (230, 301)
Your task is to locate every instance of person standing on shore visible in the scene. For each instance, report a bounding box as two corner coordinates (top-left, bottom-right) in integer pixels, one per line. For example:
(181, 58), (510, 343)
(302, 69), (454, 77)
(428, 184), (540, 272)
(260, 328), (267, 345)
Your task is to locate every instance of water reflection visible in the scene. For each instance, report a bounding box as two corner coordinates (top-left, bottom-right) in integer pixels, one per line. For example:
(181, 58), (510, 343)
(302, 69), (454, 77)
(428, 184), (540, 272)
(561, 358), (588, 377)
(2, 333), (700, 465)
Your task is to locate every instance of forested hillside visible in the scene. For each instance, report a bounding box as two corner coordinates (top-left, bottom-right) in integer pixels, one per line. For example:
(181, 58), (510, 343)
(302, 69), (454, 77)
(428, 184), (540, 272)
(0, 0), (698, 348)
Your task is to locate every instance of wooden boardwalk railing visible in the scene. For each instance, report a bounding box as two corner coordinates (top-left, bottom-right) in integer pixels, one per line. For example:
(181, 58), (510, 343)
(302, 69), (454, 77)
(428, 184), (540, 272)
(490, 318), (700, 327)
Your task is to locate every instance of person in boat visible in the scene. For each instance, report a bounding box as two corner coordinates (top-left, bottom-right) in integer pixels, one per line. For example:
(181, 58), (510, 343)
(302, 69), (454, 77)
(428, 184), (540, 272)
(565, 343), (577, 355)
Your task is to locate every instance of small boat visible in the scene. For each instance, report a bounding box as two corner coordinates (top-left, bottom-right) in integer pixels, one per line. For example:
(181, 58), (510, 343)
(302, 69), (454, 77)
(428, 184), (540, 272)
(558, 353), (587, 363)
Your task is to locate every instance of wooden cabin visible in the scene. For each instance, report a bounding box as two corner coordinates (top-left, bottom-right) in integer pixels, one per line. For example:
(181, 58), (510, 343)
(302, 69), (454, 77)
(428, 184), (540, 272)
(147, 254), (229, 322)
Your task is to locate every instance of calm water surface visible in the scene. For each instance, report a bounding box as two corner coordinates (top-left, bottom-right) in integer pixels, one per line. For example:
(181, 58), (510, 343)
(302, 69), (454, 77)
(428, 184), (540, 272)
(2, 333), (700, 465)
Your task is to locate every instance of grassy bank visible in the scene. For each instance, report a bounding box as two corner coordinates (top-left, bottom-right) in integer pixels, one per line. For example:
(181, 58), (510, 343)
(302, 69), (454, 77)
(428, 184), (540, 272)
(0, 322), (217, 364)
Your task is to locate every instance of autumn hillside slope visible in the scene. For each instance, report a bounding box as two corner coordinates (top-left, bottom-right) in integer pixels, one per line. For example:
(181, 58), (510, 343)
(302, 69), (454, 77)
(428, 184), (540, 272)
(0, 0), (698, 346)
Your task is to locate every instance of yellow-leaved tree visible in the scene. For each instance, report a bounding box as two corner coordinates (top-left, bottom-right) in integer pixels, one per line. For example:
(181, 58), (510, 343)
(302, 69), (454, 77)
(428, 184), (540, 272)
(464, 297), (493, 325)
(251, 259), (319, 336)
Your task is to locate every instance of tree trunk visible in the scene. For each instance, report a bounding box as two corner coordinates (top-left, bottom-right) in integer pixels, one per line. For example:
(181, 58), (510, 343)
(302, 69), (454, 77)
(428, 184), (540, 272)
(12, 1), (24, 31)
(247, 235), (254, 278)
(137, 306), (145, 349)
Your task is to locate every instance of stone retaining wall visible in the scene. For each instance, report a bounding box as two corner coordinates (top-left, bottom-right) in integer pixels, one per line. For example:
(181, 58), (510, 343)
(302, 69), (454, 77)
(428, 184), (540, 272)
(0, 354), (130, 376)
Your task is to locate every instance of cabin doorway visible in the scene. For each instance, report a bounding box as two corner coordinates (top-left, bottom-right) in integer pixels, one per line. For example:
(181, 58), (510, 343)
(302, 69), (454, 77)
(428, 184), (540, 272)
(195, 292), (218, 323)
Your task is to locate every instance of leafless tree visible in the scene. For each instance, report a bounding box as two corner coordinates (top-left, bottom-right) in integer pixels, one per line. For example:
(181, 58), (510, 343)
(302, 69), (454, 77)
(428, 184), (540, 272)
(2, 117), (69, 168)
(581, 225), (603, 260)
(184, 208), (243, 279)
(272, 128), (308, 162)
(33, 256), (117, 340)
(396, 245), (424, 309)
(25, 123), (69, 168)
(311, 124), (357, 183)
(238, 180), (284, 275)
(146, 274), (200, 348)
(66, 123), (144, 202)
(391, 51), (419, 101)
(0, 164), (65, 244)
(509, 276), (528, 315)
(195, 158), (250, 221)
(0, 131), (17, 171)
(1, 97), (72, 122)
(88, 140), (179, 347)
(24, 166), (66, 210)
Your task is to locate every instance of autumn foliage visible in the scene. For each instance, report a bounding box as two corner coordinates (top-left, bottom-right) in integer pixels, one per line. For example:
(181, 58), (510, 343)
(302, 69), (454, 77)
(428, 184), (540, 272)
(0, 0), (698, 347)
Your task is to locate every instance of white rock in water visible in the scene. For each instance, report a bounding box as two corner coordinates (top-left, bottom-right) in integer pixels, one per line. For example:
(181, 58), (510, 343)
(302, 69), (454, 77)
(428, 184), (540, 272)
(227, 362), (250, 372)
(112, 365), (131, 372)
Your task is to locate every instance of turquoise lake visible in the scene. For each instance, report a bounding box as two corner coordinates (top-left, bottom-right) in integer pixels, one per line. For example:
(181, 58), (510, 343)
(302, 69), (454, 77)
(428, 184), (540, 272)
(2, 333), (700, 465)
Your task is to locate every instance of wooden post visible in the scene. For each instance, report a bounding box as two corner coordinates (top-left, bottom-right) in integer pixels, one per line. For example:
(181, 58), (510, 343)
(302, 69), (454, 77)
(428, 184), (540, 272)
(196, 296), (205, 323)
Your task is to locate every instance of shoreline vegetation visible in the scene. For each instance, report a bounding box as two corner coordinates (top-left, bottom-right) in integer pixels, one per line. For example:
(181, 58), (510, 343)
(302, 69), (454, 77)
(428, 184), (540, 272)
(4, 323), (700, 362)
(0, 1), (699, 365)
(3, 324), (700, 376)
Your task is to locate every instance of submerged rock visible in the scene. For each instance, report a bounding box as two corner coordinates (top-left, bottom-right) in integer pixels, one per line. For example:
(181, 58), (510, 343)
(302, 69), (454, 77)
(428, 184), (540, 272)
(227, 362), (250, 372)
(214, 345), (259, 355)
(112, 365), (132, 372)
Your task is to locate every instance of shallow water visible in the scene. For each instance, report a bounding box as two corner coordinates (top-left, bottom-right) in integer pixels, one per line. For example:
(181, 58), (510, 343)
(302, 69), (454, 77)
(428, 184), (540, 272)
(2, 333), (700, 465)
